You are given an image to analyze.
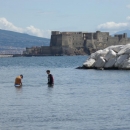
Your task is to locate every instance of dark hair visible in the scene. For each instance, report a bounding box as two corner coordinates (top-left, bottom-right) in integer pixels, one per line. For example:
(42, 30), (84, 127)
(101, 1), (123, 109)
(46, 70), (50, 73)
(20, 74), (23, 78)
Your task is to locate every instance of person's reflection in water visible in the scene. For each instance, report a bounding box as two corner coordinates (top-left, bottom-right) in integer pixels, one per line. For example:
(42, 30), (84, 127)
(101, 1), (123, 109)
(48, 84), (54, 88)
(47, 84), (54, 97)
(15, 85), (22, 93)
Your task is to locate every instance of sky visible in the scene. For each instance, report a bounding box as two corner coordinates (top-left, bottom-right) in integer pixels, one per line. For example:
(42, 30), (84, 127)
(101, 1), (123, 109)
(0, 0), (130, 38)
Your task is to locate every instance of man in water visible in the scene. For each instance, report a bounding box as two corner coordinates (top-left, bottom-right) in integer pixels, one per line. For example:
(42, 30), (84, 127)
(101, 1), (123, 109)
(46, 70), (54, 86)
(14, 74), (23, 86)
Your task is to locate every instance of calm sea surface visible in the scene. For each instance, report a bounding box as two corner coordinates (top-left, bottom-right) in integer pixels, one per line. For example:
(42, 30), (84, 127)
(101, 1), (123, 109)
(0, 56), (130, 130)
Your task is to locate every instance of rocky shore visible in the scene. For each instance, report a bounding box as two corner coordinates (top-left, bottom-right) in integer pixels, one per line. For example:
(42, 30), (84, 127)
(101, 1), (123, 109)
(77, 44), (130, 70)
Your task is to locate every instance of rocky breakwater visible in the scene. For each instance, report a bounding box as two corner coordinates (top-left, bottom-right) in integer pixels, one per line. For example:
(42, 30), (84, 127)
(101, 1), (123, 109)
(78, 44), (130, 70)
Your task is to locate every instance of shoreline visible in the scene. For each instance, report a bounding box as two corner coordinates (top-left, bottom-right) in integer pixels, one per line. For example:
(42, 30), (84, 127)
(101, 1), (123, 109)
(0, 54), (88, 57)
(76, 66), (130, 70)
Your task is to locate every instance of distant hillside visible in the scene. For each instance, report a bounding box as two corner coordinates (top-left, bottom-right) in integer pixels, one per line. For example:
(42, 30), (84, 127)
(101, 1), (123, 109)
(114, 30), (130, 37)
(0, 29), (50, 48)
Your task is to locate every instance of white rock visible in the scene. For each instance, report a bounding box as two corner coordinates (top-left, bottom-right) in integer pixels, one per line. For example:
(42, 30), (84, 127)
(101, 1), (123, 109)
(104, 57), (116, 68)
(121, 58), (130, 69)
(90, 49), (109, 60)
(90, 50), (102, 60)
(105, 50), (117, 61)
(118, 44), (130, 55)
(83, 44), (130, 69)
(94, 57), (106, 68)
(115, 54), (129, 67)
(90, 53), (96, 59)
(106, 45), (123, 53)
(83, 58), (95, 67)
(101, 49), (109, 57)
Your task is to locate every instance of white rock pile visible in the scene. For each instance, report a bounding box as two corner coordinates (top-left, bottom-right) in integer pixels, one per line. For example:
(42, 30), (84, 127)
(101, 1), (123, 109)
(83, 44), (130, 69)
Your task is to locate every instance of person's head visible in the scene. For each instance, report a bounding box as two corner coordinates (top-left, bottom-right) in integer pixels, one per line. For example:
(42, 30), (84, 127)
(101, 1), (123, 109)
(46, 70), (50, 74)
(20, 74), (23, 79)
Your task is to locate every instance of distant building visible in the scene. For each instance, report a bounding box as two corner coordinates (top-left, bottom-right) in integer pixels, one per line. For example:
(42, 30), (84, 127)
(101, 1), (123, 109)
(23, 31), (130, 56)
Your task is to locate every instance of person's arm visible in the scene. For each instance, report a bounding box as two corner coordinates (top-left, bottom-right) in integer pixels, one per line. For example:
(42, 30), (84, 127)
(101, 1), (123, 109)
(20, 78), (22, 86)
(47, 75), (50, 84)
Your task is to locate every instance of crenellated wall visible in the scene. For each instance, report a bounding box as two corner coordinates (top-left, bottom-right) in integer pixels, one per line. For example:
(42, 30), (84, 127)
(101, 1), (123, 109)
(23, 31), (130, 56)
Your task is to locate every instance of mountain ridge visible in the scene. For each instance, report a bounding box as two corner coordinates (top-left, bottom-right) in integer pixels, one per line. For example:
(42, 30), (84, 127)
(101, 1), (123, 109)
(0, 29), (50, 47)
(0, 29), (50, 54)
(114, 29), (130, 37)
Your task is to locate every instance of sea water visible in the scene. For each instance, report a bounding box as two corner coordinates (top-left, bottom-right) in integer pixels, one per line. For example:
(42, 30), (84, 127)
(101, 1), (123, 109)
(0, 56), (130, 130)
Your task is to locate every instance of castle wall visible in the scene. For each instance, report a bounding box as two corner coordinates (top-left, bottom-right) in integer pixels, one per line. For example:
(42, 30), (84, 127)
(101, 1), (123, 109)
(61, 33), (84, 48)
(50, 34), (62, 47)
(56, 35), (62, 46)
(62, 34), (71, 47)
(51, 46), (62, 55)
(127, 38), (130, 43)
(85, 39), (97, 53)
(83, 33), (93, 39)
(50, 32), (84, 48)
(107, 37), (119, 46)
(40, 46), (51, 54)
(118, 38), (128, 45)
(96, 32), (109, 41)
(71, 33), (84, 48)
(51, 31), (60, 35)
(23, 31), (130, 56)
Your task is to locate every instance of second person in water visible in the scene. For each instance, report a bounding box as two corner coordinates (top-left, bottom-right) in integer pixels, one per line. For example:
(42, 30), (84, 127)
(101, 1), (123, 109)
(46, 70), (54, 86)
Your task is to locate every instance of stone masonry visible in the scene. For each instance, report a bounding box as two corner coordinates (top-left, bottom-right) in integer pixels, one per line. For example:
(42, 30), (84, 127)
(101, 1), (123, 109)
(23, 31), (130, 56)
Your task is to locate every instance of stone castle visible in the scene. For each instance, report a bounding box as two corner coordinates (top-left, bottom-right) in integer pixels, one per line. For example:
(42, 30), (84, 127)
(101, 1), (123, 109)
(23, 31), (130, 56)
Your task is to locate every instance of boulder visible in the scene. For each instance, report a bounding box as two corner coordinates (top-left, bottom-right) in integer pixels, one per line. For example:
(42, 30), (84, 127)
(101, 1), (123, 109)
(115, 54), (129, 67)
(83, 58), (95, 67)
(104, 57), (116, 68)
(121, 58), (130, 69)
(106, 45), (123, 53)
(94, 57), (106, 68)
(90, 50), (102, 60)
(90, 49), (109, 60)
(118, 44), (130, 55)
(100, 49), (109, 57)
(105, 50), (117, 61)
(81, 44), (130, 70)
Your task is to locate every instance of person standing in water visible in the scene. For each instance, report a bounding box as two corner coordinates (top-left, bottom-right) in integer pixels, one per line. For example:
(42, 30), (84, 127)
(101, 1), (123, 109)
(46, 70), (54, 86)
(14, 74), (23, 86)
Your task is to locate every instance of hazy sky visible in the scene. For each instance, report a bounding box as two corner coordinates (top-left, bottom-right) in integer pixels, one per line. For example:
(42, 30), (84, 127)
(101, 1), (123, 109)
(0, 0), (130, 38)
